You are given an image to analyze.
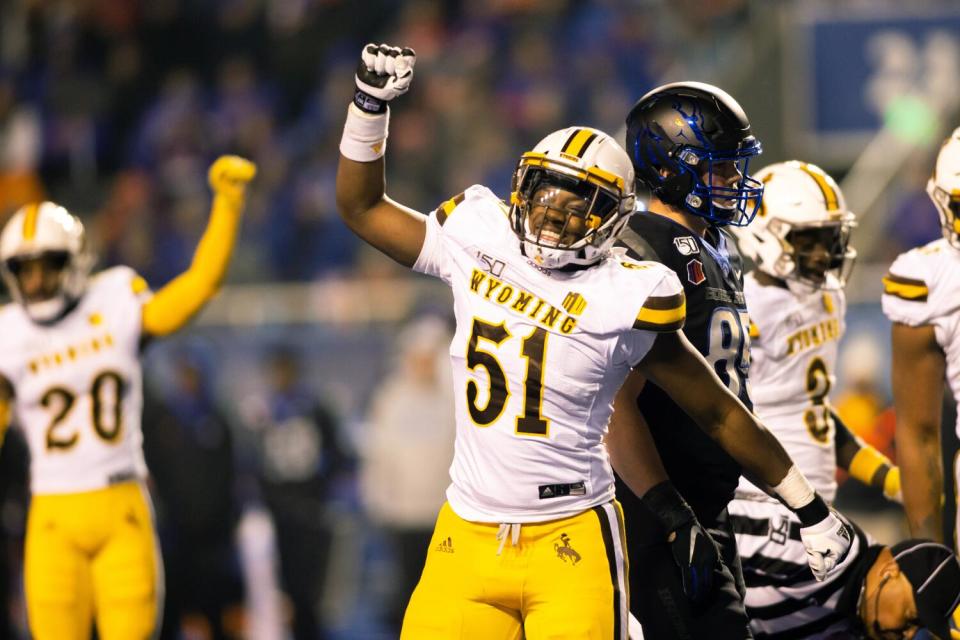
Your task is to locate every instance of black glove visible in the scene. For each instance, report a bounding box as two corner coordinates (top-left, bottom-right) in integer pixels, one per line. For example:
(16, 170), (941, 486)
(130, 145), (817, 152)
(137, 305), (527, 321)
(641, 481), (722, 604)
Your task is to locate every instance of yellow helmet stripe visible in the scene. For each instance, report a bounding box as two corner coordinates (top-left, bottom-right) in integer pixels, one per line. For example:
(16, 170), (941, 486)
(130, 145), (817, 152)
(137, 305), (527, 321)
(22, 203), (40, 240)
(561, 128), (599, 159)
(798, 163), (839, 211)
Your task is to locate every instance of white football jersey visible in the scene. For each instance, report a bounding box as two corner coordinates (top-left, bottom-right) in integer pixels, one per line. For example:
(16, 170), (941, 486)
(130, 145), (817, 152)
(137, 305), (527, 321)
(882, 239), (960, 440)
(415, 185), (686, 523)
(737, 272), (846, 501)
(0, 266), (150, 495)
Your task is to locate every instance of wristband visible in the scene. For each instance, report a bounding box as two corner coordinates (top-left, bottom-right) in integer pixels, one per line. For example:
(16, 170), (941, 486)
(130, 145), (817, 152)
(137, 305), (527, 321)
(794, 494), (831, 527)
(883, 466), (901, 500)
(848, 445), (892, 486)
(353, 87), (387, 115)
(339, 103), (389, 163)
(773, 465), (830, 526)
(640, 481), (695, 534)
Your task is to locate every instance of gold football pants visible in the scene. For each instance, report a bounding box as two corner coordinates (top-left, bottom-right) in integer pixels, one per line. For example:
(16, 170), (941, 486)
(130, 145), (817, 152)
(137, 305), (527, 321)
(401, 500), (629, 639)
(25, 481), (162, 640)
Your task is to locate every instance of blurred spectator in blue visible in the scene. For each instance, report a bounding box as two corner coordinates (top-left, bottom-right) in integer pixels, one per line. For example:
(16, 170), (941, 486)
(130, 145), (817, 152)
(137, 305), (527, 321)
(1, 0), (672, 283)
(142, 346), (245, 640)
(361, 315), (455, 633)
(241, 346), (355, 640)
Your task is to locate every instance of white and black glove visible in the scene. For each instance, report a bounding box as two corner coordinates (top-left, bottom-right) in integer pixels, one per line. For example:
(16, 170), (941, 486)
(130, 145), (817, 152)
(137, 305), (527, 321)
(353, 43), (416, 114)
(799, 508), (853, 581)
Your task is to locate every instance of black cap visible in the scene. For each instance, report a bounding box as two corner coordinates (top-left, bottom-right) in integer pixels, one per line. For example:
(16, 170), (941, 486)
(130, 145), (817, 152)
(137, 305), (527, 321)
(890, 540), (960, 639)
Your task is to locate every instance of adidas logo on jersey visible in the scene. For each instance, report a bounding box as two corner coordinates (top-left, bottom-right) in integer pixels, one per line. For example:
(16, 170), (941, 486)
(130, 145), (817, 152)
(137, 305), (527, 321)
(435, 536), (455, 554)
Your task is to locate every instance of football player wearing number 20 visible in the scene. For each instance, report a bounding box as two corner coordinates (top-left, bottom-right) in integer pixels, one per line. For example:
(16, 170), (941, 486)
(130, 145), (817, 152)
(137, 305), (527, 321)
(337, 43), (850, 640)
(0, 156), (256, 640)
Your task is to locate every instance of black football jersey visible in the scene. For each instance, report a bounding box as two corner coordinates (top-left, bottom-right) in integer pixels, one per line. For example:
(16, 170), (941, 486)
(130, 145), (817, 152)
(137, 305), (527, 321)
(617, 211), (751, 522)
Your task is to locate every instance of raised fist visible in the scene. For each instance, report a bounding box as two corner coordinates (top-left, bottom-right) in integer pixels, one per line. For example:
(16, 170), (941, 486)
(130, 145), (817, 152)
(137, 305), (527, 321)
(208, 155), (257, 204)
(354, 43), (416, 113)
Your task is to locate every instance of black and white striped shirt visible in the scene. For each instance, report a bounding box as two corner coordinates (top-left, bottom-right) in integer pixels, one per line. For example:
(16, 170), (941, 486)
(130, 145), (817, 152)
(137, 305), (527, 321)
(729, 497), (875, 639)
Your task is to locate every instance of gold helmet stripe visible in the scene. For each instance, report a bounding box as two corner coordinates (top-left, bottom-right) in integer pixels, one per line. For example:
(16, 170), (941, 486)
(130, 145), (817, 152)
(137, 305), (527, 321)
(561, 129), (599, 159)
(22, 203), (40, 240)
(798, 163), (839, 211)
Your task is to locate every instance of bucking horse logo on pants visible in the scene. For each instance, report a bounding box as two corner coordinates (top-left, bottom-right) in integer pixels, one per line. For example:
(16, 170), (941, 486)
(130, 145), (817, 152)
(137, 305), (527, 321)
(554, 533), (581, 565)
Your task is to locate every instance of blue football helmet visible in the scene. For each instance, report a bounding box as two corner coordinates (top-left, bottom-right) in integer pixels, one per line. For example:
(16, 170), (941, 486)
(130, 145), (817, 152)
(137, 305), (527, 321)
(625, 81), (763, 227)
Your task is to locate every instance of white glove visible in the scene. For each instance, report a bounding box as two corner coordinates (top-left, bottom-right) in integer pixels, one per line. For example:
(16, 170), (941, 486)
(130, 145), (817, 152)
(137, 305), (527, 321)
(799, 510), (853, 581)
(353, 43), (416, 112)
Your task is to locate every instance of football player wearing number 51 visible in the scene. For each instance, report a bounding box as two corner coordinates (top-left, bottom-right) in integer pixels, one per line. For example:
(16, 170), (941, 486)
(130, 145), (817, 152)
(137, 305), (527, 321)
(0, 155), (256, 640)
(336, 43), (851, 640)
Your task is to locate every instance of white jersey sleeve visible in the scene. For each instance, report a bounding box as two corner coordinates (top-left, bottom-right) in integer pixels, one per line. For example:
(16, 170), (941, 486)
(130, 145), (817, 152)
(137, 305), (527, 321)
(881, 240), (960, 326)
(615, 265), (686, 368)
(0, 266), (151, 495)
(413, 190), (473, 283)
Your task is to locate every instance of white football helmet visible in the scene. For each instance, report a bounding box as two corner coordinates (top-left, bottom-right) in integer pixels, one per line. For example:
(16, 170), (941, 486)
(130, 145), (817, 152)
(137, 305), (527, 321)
(0, 201), (94, 322)
(733, 161), (856, 291)
(510, 126), (636, 269)
(927, 127), (960, 250)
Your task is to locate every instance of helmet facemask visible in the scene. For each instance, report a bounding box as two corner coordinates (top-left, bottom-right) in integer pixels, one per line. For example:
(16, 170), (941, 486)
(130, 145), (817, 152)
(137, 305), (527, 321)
(672, 144), (764, 226)
(926, 180), (960, 250)
(511, 161), (632, 269)
(1, 249), (92, 322)
(767, 218), (857, 290)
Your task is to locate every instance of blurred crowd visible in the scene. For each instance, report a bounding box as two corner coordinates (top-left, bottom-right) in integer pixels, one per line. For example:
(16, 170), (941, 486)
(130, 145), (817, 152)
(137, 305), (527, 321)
(0, 0), (957, 638)
(0, 0), (715, 286)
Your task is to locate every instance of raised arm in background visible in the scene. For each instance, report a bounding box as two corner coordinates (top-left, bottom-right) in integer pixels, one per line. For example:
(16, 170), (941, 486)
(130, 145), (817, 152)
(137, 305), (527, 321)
(141, 155), (257, 337)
